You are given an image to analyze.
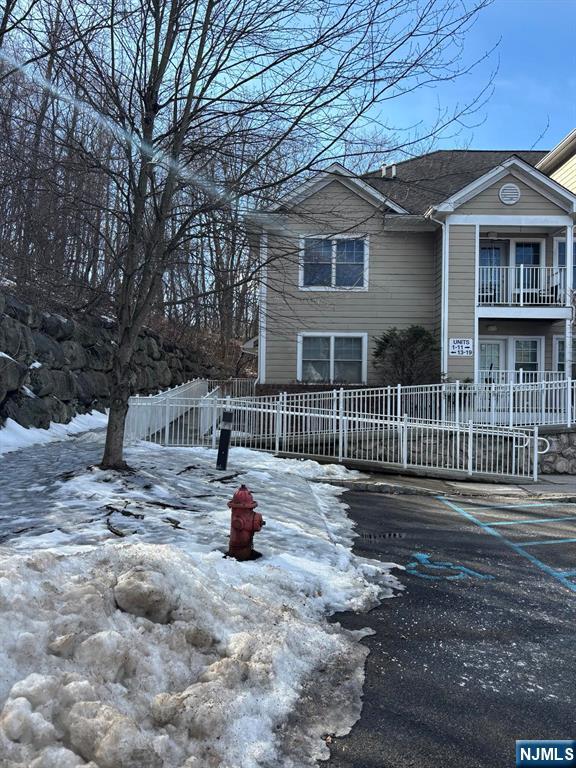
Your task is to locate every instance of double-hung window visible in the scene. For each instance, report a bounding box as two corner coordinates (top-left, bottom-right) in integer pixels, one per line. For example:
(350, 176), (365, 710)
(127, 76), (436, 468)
(513, 241), (542, 296)
(301, 237), (367, 289)
(555, 239), (576, 288)
(514, 339), (539, 373)
(299, 333), (367, 383)
(554, 336), (576, 377)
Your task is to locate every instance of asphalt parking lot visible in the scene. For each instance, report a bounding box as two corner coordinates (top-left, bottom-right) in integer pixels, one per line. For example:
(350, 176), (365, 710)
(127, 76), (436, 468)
(328, 492), (576, 768)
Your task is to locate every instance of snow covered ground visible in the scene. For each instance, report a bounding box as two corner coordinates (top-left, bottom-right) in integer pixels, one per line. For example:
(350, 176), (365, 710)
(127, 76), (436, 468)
(0, 411), (108, 456)
(0, 425), (400, 767)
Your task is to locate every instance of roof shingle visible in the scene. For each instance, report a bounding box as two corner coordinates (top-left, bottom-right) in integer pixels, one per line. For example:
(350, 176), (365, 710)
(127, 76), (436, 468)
(363, 150), (548, 214)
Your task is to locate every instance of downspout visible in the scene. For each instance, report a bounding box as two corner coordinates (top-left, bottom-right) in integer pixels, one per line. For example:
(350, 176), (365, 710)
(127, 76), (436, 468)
(258, 230), (268, 384)
(429, 213), (448, 380)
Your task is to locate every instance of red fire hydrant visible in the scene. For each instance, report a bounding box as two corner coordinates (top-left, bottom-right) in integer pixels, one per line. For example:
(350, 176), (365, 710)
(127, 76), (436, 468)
(227, 485), (265, 561)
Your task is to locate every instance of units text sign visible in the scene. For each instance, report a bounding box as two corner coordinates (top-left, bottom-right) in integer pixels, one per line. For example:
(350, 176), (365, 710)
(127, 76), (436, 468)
(449, 338), (473, 357)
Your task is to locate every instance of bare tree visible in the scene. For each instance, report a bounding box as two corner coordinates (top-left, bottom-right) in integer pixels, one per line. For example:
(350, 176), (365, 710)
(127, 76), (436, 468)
(0, 0), (41, 49)
(0, 0), (492, 467)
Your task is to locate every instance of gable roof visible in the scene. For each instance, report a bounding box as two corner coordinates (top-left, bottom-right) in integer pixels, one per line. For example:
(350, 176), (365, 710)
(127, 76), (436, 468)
(362, 150), (548, 214)
(268, 162), (409, 214)
(426, 155), (576, 215)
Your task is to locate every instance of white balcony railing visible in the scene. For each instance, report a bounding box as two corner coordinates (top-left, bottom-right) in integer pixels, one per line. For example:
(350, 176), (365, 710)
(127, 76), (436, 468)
(478, 369), (565, 385)
(478, 265), (566, 306)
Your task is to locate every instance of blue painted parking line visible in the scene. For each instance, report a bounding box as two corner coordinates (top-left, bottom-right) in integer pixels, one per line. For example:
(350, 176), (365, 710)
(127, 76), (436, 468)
(489, 515), (576, 527)
(517, 537), (576, 548)
(439, 497), (576, 594)
(472, 502), (560, 511)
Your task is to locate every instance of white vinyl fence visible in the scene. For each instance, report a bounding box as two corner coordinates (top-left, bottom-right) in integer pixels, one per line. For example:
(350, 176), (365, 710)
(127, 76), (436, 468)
(128, 378), (210, 443)
(128, 378), (256, 442)
(125, 393), (548, 480)
(268, 379), (576, 429)
(206, 378), (256, 398)
(477, 370), (565, 385)
(390, 379), (575, 428)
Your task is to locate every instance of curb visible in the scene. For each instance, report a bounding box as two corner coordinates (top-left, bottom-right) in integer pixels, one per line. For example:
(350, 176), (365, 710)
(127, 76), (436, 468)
(314, 477), (576, 502)
(312, 478), (437, 496)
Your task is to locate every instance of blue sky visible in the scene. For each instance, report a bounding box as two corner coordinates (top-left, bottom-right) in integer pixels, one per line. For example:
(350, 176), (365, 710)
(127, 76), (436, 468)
(384, 0), (576, 153)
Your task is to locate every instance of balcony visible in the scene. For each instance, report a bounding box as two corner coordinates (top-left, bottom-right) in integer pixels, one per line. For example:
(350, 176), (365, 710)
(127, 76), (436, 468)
(478, 266), (566, 307)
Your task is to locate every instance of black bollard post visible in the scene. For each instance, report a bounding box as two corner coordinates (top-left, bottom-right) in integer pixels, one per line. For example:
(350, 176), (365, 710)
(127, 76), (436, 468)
(216, 410), (233, 470)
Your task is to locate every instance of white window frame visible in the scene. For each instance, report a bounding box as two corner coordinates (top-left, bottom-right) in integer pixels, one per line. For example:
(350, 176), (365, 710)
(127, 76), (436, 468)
(511, 336), (544, 373)
(552, 236), (576, 262)
(552, 334), (576, 372)
(553, 335), (564, 371)
(553, 236), (576, 278)
(296, 332), (368, 384)
(478, 335), (545, 373)
(478, 337), (506, 371)
(511, 238), (546, 267)
(298, 234), (369, 292)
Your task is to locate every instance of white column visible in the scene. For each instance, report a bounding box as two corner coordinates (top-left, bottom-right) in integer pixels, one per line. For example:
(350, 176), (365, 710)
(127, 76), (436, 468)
(566, 319), (573, 428)
(565, 223), (573, 307)
(258, 232), (268, 383)
(473, 224), (479, 383)
(441, 223), (449, 379)
(566, 223), (574, 385)
(565, 317), (572, 379)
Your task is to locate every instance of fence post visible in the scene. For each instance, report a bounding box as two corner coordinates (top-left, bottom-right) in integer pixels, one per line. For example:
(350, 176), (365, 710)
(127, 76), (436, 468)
(533, 425), (539, 482)
(467, 419), (473, 476)
(338, 388), (344, 462)
(396, 383), (402, 419)
(332, 389), (338, 434)
(540, 379), (545, 424)
(402, 414), (408, 468)
(275, 394), (282, 454)
(281, 391), (287, 441)
(508, 381), (513, 428)
(455, 380), (460, 460)
(455, 380), (460, 425)
(164, 396), (170, 446)
(211, 397), (218, 449)
(441, 382), (446, 422)
(568, 377), (573, 428)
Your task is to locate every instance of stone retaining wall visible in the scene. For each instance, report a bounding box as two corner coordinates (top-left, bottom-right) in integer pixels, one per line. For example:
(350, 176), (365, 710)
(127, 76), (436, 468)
(0, 291), (217, 430)
(539, 428), (576, 474)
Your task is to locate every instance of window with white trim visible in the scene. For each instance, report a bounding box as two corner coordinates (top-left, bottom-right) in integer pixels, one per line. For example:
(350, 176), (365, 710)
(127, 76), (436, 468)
(555, 239), (576, 287)
(554, 336), (576, 376)
(301, 237), (367, 289)
(513, 241), (542, 267)
(300, 334), (366, 383)
(514, 339), (539, 373)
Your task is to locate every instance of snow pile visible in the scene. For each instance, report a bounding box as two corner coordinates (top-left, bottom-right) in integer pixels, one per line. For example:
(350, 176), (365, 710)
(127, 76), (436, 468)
(0, 411), (108, 456)
(0, 444), (400, 767)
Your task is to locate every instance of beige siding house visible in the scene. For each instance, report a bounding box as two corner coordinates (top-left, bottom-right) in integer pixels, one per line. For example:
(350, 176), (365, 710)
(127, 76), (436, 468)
(251, 130), (576, 387)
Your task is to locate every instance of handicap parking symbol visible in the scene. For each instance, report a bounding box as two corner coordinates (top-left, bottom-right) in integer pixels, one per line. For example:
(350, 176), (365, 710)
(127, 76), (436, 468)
(406, 552), (494, 581)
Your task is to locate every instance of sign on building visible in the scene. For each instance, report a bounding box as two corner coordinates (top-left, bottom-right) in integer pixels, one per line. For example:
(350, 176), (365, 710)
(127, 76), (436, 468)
(449, 338), (473, 357)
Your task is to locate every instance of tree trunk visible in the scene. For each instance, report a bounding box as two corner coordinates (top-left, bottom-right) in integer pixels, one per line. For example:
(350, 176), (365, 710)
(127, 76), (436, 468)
(101, 381), (130, 469)
(100, 344), (133, 469)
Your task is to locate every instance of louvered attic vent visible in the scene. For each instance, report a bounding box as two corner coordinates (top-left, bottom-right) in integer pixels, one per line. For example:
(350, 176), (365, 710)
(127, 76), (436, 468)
(499, 183), (521, 205)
